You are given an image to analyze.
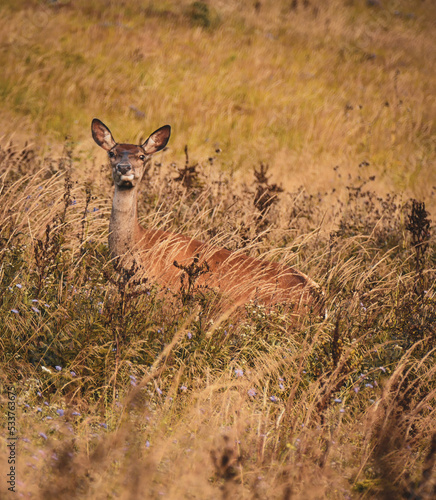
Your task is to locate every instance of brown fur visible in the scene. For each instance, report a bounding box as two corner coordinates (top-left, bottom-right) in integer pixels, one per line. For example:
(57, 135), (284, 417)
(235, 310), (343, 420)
(91, 118), (325, 315)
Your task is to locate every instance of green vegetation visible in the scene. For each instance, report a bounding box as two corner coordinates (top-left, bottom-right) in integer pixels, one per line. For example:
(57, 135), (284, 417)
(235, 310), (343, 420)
(1, 133), (435, 499)
(0, 1), (435, 498)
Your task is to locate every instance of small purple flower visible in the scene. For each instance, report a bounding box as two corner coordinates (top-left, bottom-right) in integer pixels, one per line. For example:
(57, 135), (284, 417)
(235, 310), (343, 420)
(247, 388), (256, 397)
(70, 371), (76, 377)
(44, 401), (49, 406)
(279, 383), (284, 390)
(270, 395), (278, 403)
(16, 284), (22, 289)
(11, 309), (19, 314)
(100, 423), (107, 429)
(39, 432), (48, 440)
(55, 366), (62, 371)
(379, 366), (386, 373)
(31, 299), (38, 303)
(37, 391), (42, 397)
(146, 440), (150, 448)
(234, 369), (244, 378)
(334, 398), (342, 403)
(45, 416), (52, 420)
(130, 375), (137, 386)
(354, 386), (360, 394)
(365, 383), (374, 389)
(156, 387), (163, 396)
(180, 385), (187, 392)
(72, 411), (81, 416)
(187, 332), (192, 339)
(56, 409), (64, 417)
(340, 408), (345, 413)
(36, 407), (42, 413)
(32, 307), (40, 314)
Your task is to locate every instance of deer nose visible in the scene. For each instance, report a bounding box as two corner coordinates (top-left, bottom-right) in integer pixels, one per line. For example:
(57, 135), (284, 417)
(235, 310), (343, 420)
(117, 163), (132, 175)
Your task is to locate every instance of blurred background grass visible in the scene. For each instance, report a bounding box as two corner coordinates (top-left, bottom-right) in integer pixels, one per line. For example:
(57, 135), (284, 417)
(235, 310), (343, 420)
(1, 0), (435, 203)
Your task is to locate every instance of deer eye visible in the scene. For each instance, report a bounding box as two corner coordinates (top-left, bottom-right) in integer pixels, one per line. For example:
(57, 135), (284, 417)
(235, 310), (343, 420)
(139, 154), (145, 161)
(108, 151), (115, 158)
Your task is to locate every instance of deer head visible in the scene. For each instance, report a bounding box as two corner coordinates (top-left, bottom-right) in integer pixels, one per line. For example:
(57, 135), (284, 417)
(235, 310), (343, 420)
(91, 118), (171, 189)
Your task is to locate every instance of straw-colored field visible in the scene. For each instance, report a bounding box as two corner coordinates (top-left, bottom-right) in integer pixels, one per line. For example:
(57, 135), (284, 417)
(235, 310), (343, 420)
(1, 1), (435, 498)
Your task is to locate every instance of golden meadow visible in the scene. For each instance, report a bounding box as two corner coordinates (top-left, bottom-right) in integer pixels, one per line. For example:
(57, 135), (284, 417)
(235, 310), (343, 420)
(0, 1), (435, 498)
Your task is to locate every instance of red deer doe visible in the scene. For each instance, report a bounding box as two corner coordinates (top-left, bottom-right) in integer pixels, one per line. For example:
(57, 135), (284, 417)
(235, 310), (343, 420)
(91, 119), (325, 317)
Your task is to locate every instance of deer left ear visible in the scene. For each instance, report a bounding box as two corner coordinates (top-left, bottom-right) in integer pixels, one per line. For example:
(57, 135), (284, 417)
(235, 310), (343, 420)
(91, 119), (117, 151)
(142, 125), (171, 154)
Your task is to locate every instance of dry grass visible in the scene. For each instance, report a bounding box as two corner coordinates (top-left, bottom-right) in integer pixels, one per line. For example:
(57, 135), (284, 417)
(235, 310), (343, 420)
(0, 133), (435, 498)
(0, 0), (435, 201)
(1, 1), (436, 498)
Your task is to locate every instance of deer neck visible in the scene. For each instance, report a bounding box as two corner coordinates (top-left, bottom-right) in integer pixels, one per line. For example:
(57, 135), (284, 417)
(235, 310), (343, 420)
(109, 185), (143, 259)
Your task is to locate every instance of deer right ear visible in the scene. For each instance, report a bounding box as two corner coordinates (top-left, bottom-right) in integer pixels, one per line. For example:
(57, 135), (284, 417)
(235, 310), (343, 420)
(91, 119), (117, 151)
(142, 125), (171, 155)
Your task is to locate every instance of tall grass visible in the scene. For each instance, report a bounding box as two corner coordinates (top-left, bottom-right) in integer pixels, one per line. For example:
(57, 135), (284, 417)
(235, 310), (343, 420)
(0, 137), (435, 498)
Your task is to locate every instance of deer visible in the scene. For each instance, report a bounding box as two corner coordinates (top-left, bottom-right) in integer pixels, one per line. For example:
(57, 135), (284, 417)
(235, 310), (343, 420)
(91, 118), (325, 317)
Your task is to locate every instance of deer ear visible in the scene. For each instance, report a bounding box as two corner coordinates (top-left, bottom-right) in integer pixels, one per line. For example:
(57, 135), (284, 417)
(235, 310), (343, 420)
(142, 125), (171, 154)
(91, 119), (117, 151)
